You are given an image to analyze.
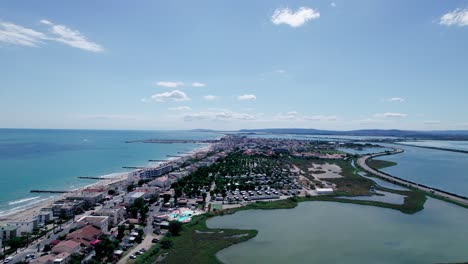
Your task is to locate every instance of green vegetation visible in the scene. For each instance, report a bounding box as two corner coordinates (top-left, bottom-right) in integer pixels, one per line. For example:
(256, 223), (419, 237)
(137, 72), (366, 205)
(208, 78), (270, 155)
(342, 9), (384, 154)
(367, 159), (397, 169)
(127, 197), (149, 223)
(168, 221), (183, 236)
(156, 214), (257, 264)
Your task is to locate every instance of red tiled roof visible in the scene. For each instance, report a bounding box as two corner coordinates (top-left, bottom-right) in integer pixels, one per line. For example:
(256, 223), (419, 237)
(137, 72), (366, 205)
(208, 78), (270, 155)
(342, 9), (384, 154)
(66, 225), (102, 247)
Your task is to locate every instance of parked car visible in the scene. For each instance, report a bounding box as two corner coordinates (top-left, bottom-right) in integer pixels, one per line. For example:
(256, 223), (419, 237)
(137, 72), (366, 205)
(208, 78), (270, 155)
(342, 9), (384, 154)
(152, 238), (160, 243)
(4, 256), (13, 263)
(129, 255), (136, 259)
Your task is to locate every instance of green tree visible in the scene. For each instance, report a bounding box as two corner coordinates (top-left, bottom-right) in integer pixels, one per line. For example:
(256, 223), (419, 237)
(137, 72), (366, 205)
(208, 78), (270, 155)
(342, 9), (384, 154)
(127, 184), (136, 192)
(160, 238), (173, 249)
(70, 253), (84, 264)
(117, 225), (126, 240)
(168, 221), (183, 236)
(163, 194), (171, 204)
(7, 237), (24, 253)
(43, 244), (52, 252)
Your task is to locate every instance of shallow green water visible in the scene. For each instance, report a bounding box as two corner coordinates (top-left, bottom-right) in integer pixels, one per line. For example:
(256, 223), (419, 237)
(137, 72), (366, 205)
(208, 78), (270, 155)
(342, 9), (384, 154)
(207, 198), (468, 264)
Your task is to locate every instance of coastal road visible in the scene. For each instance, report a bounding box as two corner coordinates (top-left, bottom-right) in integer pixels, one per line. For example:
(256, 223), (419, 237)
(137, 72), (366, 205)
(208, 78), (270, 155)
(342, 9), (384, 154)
(357, 151), (468, 206)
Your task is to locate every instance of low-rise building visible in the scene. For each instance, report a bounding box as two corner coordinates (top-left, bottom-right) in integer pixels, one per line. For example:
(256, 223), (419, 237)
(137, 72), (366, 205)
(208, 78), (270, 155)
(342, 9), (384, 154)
(52, 200), (85, 218)
(67, 225), (103, 248)
(31, 252), (71, 264)
(52, 240), (81, 254)
(77, 216), (109, 232)
(149, 176), (172, 190)
(66, 191), (104, 206)
(38, 210), (54, 225)
(94, 207), (126, 226)
(124, 191), (147, 203)
(0, 225), (18, 240)
(7, 218), (38, 235)
(138, 165), (172, 179)
(316, 188), (334, 194)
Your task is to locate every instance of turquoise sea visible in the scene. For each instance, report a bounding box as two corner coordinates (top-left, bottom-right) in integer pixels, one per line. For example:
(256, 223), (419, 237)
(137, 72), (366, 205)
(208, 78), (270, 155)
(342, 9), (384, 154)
(0, 129), (219, 217)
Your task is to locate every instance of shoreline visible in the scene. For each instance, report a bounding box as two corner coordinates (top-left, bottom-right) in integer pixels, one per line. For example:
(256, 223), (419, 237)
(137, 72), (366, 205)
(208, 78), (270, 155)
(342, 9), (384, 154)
(0, 142), (214, 223)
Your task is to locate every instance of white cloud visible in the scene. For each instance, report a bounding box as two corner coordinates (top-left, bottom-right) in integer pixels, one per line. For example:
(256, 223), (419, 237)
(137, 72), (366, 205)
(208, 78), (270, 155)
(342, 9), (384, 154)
(155, 81), (184, 88)
(276, 111), (337, 121)
(423, 120), (441, 125)
(305, 115), (338, 121)
(276, 69), (286, 74)
(183, 111), (256, 122)
(374, 112), (407, 118)
(203, 95), (219, 101)
(440, 8), (468, 27)
(386, 97), (405, 102)
(40, 20), (103, 52)
(151, 90), (190, 102)
(0, 20), (103, 52)
(238, 94), (257, 101)
(168, 106), (191, 111)
(0, 21), (48, 47)
(331, 2), (337, 7)
(271, 7), (320, 27)
(192, 82), (206, 87)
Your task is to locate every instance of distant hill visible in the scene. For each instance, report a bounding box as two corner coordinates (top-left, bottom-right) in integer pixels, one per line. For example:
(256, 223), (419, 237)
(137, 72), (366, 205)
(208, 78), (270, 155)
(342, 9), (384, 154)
(236, 128), (468, 140)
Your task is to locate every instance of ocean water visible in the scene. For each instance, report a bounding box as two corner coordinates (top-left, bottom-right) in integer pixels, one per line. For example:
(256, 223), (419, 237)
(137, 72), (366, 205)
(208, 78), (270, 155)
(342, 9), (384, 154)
(0, 129), (219, 217)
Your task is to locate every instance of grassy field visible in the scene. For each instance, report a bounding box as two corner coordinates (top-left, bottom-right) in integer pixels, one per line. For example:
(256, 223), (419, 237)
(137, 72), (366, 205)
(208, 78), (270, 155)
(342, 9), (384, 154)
(367, 159), (397, 169)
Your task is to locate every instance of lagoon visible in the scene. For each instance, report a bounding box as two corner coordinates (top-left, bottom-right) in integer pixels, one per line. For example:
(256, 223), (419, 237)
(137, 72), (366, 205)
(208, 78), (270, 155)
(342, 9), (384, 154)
(377, 143), (468, 197)
(208, 198), (468, 264)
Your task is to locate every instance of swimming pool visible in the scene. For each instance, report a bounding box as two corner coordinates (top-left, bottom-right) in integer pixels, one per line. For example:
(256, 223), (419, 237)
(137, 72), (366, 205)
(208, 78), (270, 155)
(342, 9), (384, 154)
(169, 210), (194, 222)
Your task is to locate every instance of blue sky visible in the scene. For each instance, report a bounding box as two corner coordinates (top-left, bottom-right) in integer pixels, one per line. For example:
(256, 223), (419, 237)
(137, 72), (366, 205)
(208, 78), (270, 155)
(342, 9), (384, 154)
(1, 0), (468, 130)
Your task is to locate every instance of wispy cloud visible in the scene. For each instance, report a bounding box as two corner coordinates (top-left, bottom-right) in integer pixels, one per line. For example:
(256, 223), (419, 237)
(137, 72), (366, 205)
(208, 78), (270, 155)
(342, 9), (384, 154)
(168, 106), (191, 111)
(238, 94), (257, 101)
(0, 20), (103, 52)
(151, 90), (190, 102)
(40, 20), (103, 52)
(203, 95), (219, 101)
(424, 120), (441, 125)
(386, 97), (405, 102)
(0, 21), (48, 47)
(271, 7), (320, 27)
(276, 111), (337, 121)
(331, 2), (337, 7)
(155, 81), (184, 88)
(183, 110), (256, 122)
(440, 8), (468, 27)
(192, 82), (206, 87)
(374, 112), (407, 118)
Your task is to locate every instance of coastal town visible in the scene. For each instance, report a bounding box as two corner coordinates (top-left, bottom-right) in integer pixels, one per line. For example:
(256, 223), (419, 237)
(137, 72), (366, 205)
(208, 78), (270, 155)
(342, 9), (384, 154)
(0, 135), (439, 264)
